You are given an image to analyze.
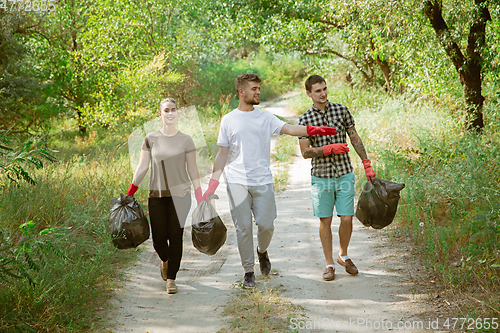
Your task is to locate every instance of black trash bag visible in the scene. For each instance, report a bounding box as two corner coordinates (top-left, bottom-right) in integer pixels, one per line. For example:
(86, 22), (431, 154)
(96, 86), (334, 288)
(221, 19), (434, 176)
(191, 195), (227, 255)
(109, 193), (150, 249)
(355, 177), (405, 229)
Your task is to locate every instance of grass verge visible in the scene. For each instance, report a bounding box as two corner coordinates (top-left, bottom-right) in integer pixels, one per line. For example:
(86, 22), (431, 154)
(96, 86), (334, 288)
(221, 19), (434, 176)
(0, 130), (140, 332)
(218, 275), (304, 333)
(342, 82), (499, 318)
(272, 132), (298, 193)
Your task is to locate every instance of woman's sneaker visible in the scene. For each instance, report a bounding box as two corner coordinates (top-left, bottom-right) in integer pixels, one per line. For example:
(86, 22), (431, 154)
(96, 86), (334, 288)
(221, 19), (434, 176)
(166, 280), (177, 294)
(243, 272), (255, 288)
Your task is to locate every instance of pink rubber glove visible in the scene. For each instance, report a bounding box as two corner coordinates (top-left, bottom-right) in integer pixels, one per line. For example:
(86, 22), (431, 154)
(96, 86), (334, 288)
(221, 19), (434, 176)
(203, 179), (220, 201)
(362, 159), (376, 182)
(322, 143), (349, 156)
(194, 187), (203, 205)
(306, 126), (338, 136)
(126, 183), (138, 196)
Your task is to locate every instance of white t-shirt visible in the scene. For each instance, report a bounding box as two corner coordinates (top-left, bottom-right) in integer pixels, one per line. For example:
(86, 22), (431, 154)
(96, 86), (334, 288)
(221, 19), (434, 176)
(217, 108), (286, 186)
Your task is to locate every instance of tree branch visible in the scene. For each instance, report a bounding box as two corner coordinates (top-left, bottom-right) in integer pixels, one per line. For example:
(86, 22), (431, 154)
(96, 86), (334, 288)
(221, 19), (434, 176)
(466, 0), (491, 61)
(422, 0), (465, 73)
(14, 22), (42, 35)
(146, 5), (156, 46)
(306, 49), (372, 82)
(314, 19), (345, 29)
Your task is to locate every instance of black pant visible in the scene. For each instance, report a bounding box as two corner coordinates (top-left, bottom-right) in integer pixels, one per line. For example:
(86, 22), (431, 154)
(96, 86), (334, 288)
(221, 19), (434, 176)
(148, 194), (191, 280)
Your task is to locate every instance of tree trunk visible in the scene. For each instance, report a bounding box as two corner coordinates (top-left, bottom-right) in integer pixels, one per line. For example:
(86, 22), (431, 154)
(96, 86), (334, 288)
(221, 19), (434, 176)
(71, 25), (86, 133)
(366, 56), (376, 84)
(370, 37), (392, 92)
(423, 0), (490, 132)
(460, 63), (485, 130)
(76, 109), (86, 134)
(375, 57), (391, 93)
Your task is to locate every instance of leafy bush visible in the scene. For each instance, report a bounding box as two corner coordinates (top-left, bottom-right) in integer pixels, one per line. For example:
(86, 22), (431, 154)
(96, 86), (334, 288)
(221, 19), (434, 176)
(0, 134), (58, 187)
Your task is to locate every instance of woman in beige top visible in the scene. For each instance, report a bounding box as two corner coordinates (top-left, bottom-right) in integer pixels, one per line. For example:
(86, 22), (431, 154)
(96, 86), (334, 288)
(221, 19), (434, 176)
(126, 98), (203, 294)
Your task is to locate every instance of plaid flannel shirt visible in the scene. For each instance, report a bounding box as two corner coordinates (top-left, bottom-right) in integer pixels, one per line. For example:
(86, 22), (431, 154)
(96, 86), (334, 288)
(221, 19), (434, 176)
(298, 101), (355, 178)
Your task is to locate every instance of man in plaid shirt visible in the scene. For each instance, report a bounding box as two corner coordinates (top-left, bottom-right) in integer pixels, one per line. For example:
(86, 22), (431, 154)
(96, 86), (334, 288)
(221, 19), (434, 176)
(298, 75), (376, 281)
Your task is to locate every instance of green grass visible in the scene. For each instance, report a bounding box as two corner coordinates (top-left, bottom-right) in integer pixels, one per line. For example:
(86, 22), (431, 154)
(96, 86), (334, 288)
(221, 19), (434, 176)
(0, 132), (140, 332)
(218, 286), (302, 333)
(344, 82), (500, 318)
(273, 134), (297, 164)
(273, 166), (290, 193)
(272, 134), (298, 192)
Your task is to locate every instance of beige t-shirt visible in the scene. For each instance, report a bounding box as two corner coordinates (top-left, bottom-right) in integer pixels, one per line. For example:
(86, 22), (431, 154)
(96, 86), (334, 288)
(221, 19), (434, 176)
(142, 130), (196, 198)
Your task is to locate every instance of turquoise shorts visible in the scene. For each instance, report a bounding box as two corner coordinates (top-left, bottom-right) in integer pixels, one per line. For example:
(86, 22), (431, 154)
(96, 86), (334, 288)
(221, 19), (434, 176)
(311, 173), (355, 217)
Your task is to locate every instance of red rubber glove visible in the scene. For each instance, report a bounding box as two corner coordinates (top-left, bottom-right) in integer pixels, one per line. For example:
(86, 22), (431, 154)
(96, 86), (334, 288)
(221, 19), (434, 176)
(306, 126), (337, 136)
(194, 187), (203, 205)
(322, 143), (349, 156)
(362, 159), (376, 182)
(126, 183), (138, 196)
(203, 179), (220, 201)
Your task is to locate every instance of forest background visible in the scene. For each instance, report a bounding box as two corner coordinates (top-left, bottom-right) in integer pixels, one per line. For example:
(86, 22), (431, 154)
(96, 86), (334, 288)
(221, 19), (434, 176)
(0, 0), (499, 332)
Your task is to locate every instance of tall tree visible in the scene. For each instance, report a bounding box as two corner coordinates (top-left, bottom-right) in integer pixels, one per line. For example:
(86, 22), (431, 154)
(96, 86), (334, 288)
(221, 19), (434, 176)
(32, 0), (181, 132)
(0, 11), (57, 132)
(423, 0), (492, 131)
(24, 0), (210, 132)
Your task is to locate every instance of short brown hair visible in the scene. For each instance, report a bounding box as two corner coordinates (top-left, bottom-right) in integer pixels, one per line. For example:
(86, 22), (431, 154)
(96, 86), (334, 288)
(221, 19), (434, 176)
(159, 98), (177, 112)
(235, 74), (262, 91)
(305, 75), (326, 92)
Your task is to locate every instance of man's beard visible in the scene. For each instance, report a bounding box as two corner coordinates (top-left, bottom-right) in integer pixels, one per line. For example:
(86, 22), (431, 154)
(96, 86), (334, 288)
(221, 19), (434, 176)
(245, 96), (260, 105)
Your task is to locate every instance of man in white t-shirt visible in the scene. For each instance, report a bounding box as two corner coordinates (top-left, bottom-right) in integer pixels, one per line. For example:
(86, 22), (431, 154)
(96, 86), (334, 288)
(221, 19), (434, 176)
(203, 74), (337, 288)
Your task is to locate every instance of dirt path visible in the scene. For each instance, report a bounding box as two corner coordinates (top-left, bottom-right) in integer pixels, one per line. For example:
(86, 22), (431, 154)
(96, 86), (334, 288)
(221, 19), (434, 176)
(108, 96), (441, 333)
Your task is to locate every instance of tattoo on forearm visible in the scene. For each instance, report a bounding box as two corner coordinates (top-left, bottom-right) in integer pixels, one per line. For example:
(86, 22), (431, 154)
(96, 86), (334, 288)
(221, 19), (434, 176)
(353, 141), (368, 160)
(303, 147), (324, 159)
(347, 127), (368, 160)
